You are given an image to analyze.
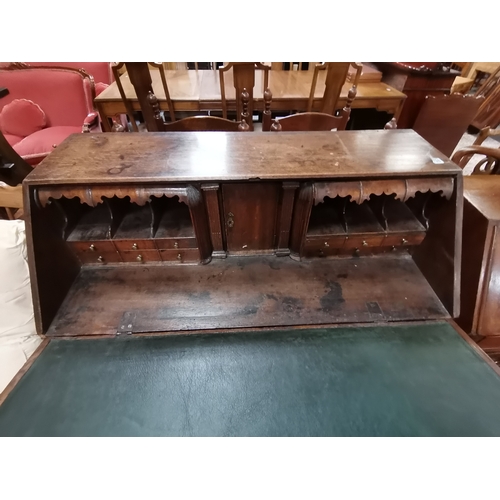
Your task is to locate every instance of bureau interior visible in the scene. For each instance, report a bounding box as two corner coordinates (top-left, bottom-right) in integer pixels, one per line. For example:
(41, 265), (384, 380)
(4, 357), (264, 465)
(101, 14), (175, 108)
(27, 177), (460, 338)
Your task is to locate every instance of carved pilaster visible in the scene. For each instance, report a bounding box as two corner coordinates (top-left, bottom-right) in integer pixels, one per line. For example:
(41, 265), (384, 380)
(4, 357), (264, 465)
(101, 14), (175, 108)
(187, 184), (212, 264)
(201, 183), (226, 259)
(276, 182), (300, 257)
(289, 183), (314, 260)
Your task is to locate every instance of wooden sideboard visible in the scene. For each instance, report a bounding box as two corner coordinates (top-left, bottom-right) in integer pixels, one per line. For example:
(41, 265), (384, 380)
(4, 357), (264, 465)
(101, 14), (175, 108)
(371, 62), (460, 128)
(23, 130), (462, 338)
(458, 176), (500, 363)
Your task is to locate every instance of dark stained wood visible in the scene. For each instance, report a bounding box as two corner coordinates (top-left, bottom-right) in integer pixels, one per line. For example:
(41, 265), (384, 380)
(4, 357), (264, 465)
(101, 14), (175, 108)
(222, 183), (280, 253)
(23, 183), (81, 335)
(308, 63), (362, 114)
(0, 131), (33, 187)
(218, 63), (271, 128)
(124, 62), (158, 132)
(23, 131), (462, 338)
(201, 184), (226, 258)
(264, 87), (356, 132)
(457, 177), (500, 363)
(372, 62), (460, 128)
(148, 89), (250, 131)
(26, 131), (461, 186)
(276, 182), (299, 256)
(412, 94), (484, 157)
(45, 254), (449, 337)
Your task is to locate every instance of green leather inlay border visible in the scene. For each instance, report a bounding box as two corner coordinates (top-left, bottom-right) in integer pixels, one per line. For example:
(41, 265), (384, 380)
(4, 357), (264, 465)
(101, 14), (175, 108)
(1, 323), (500, 436)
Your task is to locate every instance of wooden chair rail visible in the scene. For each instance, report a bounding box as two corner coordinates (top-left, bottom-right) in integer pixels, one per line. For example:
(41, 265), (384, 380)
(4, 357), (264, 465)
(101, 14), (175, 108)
(451, 146), (500, 174)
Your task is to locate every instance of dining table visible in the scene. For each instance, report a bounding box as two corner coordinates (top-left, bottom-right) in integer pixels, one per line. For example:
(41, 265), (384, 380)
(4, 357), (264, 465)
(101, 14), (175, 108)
(94, 69), (407, 132)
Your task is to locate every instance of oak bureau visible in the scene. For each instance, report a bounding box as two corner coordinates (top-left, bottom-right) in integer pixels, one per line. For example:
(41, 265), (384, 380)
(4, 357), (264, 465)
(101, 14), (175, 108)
(6, 129), (500, 437)
(22, 130), (463, 338)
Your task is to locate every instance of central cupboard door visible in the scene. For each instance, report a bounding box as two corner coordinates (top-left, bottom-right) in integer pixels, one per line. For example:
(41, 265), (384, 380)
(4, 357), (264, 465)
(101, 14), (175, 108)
(222, 183), (280, 253)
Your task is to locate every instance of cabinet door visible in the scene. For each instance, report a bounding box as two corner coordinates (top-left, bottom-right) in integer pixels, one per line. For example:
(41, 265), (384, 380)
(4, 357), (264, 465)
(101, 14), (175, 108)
(477, 225), (500, 336)
(222, 183), (279, 253)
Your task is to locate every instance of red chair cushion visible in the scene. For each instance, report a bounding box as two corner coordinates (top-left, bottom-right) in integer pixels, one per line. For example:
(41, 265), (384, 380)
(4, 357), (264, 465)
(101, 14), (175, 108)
(95, 82), (109, 96)
(3, 134), (23, 147)
(13, 126), (81, 164)
(0, 99), (46, 137)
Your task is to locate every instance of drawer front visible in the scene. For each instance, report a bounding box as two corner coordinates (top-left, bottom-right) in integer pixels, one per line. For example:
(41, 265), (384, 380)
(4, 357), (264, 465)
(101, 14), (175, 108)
(119, 249), (161, 263)
(114, 239), (157, 251)
(155, 238), (198, 250)
(380, 232), (426, 248)
(342, 234), (385, 249)
(77, 250), (122, 265)
(304, 236), (345, 258)
(68, 240), (116, 254)
(159, 248), (200, 263)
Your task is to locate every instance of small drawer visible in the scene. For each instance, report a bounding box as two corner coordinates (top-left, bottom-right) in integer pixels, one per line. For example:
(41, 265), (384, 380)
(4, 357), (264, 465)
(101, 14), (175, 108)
(114, 239), (157, 251)
(68, 240), (116, 254)
(155, 237), (198, 250)
(77, 250), (122, 265)
(119, 249), (161, 263)
(305, 235), (347, 250)
(381, 232), (426, 248)
(159, 248), (200, 263)
(342, 234), (385, 249)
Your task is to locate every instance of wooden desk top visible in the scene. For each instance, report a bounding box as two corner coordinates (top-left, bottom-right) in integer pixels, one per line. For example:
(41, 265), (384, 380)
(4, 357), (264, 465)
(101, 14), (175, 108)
(95, 69), (406, 104)
(464, 176), (500, 222)
(27, 130), (461, 186)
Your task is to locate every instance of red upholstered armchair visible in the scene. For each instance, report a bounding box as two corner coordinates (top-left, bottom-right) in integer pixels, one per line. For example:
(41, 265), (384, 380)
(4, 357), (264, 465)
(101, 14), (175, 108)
(0, 63), (100, 166)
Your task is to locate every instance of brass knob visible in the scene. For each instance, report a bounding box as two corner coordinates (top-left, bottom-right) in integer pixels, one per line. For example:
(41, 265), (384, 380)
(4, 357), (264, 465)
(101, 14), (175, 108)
(227, 218), (234, 228)
(402, 238), (408, 245)
(132, 243), (138, 250)
(97, 256), (104, 262)
(324, 241), (329, 248)
(174, 242), (179, 249)
(136, 254), (143, 262)
(362, 240), (368, 246)
(391, 246), (397, 252)
(89, 244), (96, 251)
(177, 253), (182, 261)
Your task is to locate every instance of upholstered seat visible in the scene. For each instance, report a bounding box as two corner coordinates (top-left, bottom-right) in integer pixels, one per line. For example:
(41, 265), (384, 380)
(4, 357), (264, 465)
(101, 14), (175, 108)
(0, 64), (100, 165)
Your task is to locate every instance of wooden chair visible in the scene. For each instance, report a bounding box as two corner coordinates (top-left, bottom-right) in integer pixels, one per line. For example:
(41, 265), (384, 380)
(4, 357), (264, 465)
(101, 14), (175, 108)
(451, 146), (500, 174)
(470, 69), (500, 131)
(218, 63), (271, 126)
(411, 93), (485, 157)
(112, 62), (176, 132)
(271, 63), (320, 71)
(473, 126), (500, 146)
(263, 88), (355, 132)
(148, 89), (250, 132)
(0, 131), (33, 219)
(308, 63), (362, 114)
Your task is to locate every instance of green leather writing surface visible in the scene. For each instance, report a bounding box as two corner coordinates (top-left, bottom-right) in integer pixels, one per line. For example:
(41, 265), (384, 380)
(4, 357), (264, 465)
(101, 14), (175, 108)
(1, 323), (500, 436)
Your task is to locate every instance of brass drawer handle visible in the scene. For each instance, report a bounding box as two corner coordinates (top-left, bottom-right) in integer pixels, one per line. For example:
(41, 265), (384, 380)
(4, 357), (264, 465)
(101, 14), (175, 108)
(136, 254), (143, 262)
(89, 244), (96, 251)
(132, 243), (138, 250)
(177, 253), (182, 261)
(401, 238), (408, 245)
(174, 241), (179, 248)
(97, 256), (104, 262)
(362, 240), (368, 246)
(324, 241), (329, 248)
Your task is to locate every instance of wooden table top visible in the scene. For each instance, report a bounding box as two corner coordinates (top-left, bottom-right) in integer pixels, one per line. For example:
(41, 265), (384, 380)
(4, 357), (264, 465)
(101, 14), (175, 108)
(464, 176), (500, 222)
(27, 130), (460, 186)
(95, 69), (406, 105)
